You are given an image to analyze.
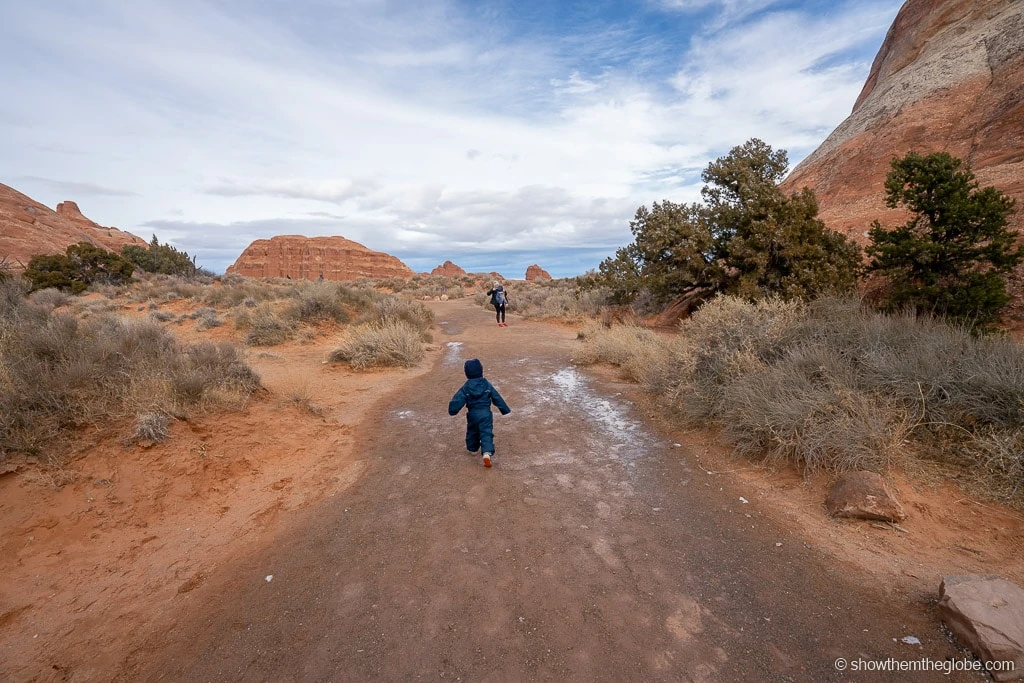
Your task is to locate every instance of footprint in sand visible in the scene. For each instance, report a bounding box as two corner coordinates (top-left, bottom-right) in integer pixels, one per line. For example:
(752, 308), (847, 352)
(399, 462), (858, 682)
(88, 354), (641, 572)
(592, 537), (623, 570)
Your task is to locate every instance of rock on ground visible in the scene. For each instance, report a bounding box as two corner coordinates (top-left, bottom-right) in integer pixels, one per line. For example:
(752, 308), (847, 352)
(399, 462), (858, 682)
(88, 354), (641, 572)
(939, 574), (1024, 681)
(825, 470), (907, 522)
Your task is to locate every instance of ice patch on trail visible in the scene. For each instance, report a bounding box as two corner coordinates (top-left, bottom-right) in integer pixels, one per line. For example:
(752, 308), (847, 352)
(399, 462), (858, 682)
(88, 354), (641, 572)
(396, 410), (414, 419)
(535, 367), (652, 462)
(443, 341), (464, 366)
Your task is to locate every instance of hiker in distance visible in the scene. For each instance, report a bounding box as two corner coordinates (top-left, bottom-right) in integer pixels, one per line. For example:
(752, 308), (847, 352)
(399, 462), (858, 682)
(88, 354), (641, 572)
(448, 358), (511, 468)
(486, 281), (509, 326)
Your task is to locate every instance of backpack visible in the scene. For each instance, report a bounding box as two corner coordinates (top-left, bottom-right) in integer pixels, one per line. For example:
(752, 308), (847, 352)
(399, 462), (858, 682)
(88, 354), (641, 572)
(494, 288), (507, 306)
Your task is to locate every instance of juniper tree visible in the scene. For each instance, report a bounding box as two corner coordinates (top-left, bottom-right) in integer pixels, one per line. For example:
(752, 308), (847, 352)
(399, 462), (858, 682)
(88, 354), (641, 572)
(865, 151), (1021, 328)
(596, 139), (860, 306)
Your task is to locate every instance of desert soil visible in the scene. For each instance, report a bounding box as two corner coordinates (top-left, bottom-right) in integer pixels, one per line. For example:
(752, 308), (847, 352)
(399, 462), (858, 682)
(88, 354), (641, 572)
(2, 296), (1023, 682)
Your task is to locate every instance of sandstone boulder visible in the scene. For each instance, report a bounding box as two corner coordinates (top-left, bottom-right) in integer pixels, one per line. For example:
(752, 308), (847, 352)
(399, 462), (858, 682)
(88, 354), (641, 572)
(0, 184), (147, 268)
(431, 260), (467, 278)
(782, 0), (1024, 243)
(825, 470), (907, 522)
(227, 235), (414, 281)
(525, 264), (552, 282)
(939, 575), (1024, 681)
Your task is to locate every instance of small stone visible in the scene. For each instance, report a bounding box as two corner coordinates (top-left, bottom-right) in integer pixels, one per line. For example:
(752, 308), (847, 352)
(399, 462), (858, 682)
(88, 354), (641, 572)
(826, 471), (907, 523)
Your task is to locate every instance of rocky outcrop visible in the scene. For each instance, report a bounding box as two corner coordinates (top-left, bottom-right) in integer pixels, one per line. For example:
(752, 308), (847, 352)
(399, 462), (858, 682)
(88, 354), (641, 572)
(0, 184), (147, 268)
(525, 265), (552, 282)
(431, 260), (467, 278)
(227, 235), (414, 281)
(939, 575), (1024, 681)
(825, 471), (907, 523)
(782, 0), (1024, 241)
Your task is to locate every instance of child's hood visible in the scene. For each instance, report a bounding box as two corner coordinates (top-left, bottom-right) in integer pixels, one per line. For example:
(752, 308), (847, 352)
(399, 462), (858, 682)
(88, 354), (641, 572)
(464, 358), (483, 379)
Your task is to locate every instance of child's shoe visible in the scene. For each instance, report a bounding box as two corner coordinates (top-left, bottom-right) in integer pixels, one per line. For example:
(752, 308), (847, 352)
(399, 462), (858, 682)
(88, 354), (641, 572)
(482, 453), (492, 467)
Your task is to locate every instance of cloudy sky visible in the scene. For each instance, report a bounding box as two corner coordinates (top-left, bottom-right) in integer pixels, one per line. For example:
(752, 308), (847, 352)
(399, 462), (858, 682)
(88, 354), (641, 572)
(1, 0), (902, 277)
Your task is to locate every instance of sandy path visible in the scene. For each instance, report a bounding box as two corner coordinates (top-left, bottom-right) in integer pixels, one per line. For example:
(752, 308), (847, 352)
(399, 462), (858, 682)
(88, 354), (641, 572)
(118, 299), (978, 681)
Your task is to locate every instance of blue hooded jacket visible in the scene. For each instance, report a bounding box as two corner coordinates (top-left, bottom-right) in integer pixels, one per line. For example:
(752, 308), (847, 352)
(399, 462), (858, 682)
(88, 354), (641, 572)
(448, 359), (511, 417)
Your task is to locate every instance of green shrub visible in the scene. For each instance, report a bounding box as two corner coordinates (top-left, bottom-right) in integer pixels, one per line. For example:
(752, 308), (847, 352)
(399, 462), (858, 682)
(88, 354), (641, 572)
(24, 242), (134, 293)
(865, 151), (1021, 329)
(122, 235), (200, 276)
(596, 139), (860, 307)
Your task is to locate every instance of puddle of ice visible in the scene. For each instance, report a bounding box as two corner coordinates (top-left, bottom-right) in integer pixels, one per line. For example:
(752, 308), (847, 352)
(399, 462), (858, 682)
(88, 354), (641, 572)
(443, 341), (464, 366)
(533, 367), (652, 462)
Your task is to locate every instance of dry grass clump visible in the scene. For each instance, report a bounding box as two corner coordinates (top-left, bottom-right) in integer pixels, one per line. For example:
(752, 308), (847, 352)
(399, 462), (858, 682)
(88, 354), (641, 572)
(128, 273), (212, 303)
(149, 310), (176, 322)
(664, 295), (805, 421)
(0, 284), (260, 462)
(28, 288), (72, 310)
(576, 294), (1024, 505)
(329, 320), (424, 369)
(327, 291), (433, 367)
(238, 305), (296, 346)
(574, 323), (668, 383)
(189, 307), (223, 329)
(398, 275), (469, 300)
(365, 295), (434, 334)
(283, 281), (348, 323)
(132, 412), (171, 443)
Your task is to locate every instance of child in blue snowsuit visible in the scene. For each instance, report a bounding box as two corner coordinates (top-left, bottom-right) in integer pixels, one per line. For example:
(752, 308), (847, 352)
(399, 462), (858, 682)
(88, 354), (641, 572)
(448, 358), (511, 467)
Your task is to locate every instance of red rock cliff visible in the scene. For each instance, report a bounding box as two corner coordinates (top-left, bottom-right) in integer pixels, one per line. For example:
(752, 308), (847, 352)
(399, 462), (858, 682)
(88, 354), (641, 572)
(782, 0), (1024, 241)
(0, 184), (147, 268)
(226, 235), (414, 281)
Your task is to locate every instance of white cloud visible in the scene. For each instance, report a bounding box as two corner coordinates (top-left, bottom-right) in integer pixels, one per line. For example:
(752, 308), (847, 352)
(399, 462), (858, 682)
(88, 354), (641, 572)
(0, 0), (902, 277)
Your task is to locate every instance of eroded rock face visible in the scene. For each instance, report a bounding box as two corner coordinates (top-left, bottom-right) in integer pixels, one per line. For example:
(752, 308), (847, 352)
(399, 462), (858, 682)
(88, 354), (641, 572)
(938, 575), (1024, 681)
(227, 235), (414, 281)
(525, 264), (552, 282)
(431, 260), (467, 278)
(0, 184), (147, 268)
(825, 470), (907, 523)
(782, 0), (1024, 242)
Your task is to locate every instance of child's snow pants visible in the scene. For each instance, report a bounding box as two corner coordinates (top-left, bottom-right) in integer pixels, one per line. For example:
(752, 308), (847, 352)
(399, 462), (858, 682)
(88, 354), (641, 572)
(465, 407), (495, 454)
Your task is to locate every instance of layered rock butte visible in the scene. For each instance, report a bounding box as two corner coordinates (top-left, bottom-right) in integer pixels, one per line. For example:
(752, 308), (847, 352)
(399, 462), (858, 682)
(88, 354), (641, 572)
(227, 235), (415, 281)
(431, 260), (467, 278)
(782, 0), (1024, 241)
(0, 184), (147, 268)
(525, 264), (552, 282)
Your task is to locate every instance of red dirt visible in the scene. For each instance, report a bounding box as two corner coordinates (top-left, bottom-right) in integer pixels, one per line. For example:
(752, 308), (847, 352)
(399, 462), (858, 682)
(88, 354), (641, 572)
(2, 297), (1022, 681)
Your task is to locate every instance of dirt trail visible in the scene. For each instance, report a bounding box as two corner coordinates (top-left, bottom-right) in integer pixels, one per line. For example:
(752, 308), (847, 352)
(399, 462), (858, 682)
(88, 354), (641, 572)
(118, 299), (980, 681)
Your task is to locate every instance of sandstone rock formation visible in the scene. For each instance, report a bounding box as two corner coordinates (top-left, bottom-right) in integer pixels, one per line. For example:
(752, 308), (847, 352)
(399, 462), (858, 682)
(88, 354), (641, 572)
(782, 0), (1024, 241)
(227, 235), (414, 281)
(525, 265), (552, 282)
(825, 470), (907, 523)
(0, 184), (147, 268)
(938, 574), (1024, 681)
(431, 260), (467, 278)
